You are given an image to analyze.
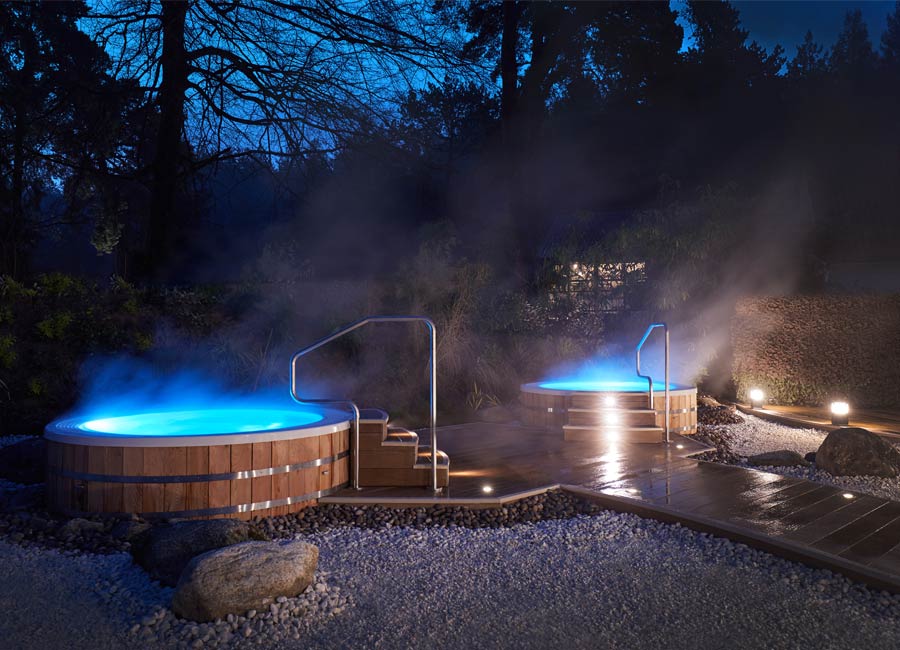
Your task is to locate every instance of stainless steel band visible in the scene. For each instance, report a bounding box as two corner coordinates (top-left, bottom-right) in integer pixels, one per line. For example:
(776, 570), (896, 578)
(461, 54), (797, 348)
(49, 450), (349, 484)
(60, 483), (350, 519)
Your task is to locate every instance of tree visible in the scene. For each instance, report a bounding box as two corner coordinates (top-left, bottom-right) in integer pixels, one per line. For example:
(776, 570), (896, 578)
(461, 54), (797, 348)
(788, 30), (827, 80)
(0, 1), (130, 279)
(882, 2), (900, 72)
(89, 0), (466, 280)
(829, 9), (877, 77)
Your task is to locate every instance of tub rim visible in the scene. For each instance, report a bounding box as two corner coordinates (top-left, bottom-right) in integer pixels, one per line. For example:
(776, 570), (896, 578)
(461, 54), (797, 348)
(521, 381), (697, 397)
(44, 406), (351, 448)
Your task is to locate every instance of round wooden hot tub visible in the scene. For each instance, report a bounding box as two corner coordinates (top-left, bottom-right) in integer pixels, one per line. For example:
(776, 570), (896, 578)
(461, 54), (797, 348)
(45, 407), (350, 520)
(521, 380), (697, 440)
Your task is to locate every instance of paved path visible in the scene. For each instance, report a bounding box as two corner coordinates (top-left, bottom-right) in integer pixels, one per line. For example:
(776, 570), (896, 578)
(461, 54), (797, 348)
(325, 422), (900, 592)
(740, 403), (900, 438)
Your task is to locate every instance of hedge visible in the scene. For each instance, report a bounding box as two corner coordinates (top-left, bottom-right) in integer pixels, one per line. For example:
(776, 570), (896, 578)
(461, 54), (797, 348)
(732, 295), (900, 408)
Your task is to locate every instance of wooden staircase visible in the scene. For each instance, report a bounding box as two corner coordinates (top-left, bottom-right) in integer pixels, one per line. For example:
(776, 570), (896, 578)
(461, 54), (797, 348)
(562, 393), (664, 444)
(357, 408), (449, 487)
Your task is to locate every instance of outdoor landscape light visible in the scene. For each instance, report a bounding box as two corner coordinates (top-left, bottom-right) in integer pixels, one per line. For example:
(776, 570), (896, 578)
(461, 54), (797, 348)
(482, 485), (493, 494)
(676, 444), (684, 449)
(749, 388), (765, 409)
(831, 401), (850, 426)
(842, 493), (854, 499)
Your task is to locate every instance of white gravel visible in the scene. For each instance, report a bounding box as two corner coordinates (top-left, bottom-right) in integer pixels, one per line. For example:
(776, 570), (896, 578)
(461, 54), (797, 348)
(4, 513), (900, 650)
(720, 414), (828, 457)
(707, 415), (900, 502)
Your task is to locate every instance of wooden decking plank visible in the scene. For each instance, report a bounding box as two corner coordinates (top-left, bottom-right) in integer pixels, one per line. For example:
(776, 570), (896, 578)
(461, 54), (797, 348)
(811, 502), (900, 556)
(782, 495), (888, 544)
(839, 516), (900, 565)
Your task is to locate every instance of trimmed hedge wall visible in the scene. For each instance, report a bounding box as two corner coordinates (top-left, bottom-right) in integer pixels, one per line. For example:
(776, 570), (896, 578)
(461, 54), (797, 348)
(732, 295), (900, 408)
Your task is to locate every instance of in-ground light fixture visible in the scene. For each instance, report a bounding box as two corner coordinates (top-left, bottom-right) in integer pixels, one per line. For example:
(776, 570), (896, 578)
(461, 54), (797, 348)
(749, 388), (765, 409)
(831, 401), (850, 426)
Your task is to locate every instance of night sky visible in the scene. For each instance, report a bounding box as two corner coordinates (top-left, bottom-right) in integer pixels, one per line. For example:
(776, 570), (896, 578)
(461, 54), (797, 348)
(675, 0), (894, 53)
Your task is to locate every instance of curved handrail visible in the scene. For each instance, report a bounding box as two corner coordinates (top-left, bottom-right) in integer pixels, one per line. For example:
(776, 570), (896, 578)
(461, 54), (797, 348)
(290, 316), (439, 492)
(635, 322), (670, 444)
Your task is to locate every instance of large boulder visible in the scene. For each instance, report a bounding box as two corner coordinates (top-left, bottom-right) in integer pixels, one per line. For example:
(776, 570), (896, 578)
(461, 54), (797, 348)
(815, 427), (900, 478)
(172, 540), (318, 622)
(0, 438), (46, 484)
(133, 519), (257, 586)
(747, 450), (810, 467)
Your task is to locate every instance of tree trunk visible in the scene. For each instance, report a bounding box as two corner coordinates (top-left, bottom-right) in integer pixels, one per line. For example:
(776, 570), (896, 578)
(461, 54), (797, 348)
(145, 0), (189, 281)
(500, 1), (519, 143)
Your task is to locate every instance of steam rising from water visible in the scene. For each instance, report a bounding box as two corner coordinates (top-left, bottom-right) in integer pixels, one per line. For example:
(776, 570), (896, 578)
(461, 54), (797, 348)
(65, 355), (302, 422)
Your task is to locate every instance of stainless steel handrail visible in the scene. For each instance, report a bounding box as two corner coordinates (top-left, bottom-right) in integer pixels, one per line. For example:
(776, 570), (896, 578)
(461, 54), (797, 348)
(290, 316), (439, 492)
(635, 322), (670, 444)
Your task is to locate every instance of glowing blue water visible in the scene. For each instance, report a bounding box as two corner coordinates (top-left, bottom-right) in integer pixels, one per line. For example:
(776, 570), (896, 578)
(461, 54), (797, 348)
(77, 408), (325, 437)
(538, 380), (681, 392)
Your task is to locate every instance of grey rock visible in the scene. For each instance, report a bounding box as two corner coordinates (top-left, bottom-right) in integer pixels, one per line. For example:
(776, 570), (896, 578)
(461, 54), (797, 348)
(0, 484), (45, 512)
(816, 427), (900, 478)
(747, 450), (810, 467)
(804, 452), (817, 464)
(134, 520), (253, 586)
(111, 520), (152, 543)
(172, 540), (318, 622)
(0, 437), (46, 484)
(61, 518), (105, 536)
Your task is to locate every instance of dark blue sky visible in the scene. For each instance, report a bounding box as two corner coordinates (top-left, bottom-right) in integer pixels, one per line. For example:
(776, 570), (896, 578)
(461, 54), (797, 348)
(674, 1), (895, 55)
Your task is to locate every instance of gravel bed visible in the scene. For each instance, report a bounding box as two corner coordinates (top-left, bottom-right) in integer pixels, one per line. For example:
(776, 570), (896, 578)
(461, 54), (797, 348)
(254, 490), (604, 538)
(695, 414), (900, 502)
(4, 509), (900, 649)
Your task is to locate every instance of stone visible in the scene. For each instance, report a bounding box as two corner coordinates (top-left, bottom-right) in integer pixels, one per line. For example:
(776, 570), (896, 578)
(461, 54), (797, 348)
(816, 428), (900, 478)
(60, 517), (105, 536)
(111, 519), (152, 543)
(0, 484), (45, 512)
(804, 452), (817, 464)
(747, 450), (810, 467)
(0, 438), (46, 484)
(134, 520), (254, 586)
(172, 540), (318, 622)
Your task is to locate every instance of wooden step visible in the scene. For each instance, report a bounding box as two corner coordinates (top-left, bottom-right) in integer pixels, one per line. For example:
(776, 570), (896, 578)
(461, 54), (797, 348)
(569, 393), (650, 409)
(414, 447), (450, 469)
(567, 408), (658, 427)
(563, 424), (664, 444)
(383, 427), (418, 445)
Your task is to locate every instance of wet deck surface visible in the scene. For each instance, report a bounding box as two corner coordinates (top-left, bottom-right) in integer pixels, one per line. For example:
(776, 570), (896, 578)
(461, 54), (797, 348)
(322, 421), (900, 592)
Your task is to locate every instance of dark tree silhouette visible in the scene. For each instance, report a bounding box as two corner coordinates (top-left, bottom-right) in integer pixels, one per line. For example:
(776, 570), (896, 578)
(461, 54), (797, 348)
(0, 0), (130, 278)
(89, 0), (465, 280)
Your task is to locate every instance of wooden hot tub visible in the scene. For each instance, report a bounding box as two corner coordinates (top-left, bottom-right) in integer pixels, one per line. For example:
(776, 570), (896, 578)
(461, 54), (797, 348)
(44, 407), (350, 520)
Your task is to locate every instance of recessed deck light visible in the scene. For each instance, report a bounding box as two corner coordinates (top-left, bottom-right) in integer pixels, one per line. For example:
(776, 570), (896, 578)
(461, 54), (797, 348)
(842, 493), (854, 499)
(482, 485), (493, 494)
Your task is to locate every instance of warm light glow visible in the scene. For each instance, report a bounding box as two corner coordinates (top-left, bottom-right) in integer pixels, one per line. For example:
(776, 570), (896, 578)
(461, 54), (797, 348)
(604, 412), (620, 425)
(831, 401), (850, 416)
(482, 485), (493, 494)
(676, 444), (684, 449)
(603, 395), (616, 407)
(842, 493), (854, 499)
(749, 389), (764, 402)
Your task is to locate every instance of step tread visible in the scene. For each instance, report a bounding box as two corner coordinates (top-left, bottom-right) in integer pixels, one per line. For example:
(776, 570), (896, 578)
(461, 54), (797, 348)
(563, 424), (663, 431)
(414, 447), (450, 468)
(382, 430), (418, 446)
(359, 408), (389, 423)
(568, 408), (657, 414)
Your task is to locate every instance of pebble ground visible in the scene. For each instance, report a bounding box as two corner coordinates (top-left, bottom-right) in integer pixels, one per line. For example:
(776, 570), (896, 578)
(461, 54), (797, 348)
(4, 508), (900, 649)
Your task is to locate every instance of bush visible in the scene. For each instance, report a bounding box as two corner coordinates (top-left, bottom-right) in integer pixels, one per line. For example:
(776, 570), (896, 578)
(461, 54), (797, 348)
(732, 295), (900, 408)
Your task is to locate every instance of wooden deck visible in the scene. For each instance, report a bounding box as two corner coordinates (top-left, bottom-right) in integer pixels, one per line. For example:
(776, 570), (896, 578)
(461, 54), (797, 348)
(322, 421), (900, 592)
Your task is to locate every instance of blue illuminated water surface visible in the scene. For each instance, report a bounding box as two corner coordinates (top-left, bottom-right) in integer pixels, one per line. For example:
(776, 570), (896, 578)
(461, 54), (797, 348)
(538, 379), (682, 392)
(77, 408), (325, 437)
